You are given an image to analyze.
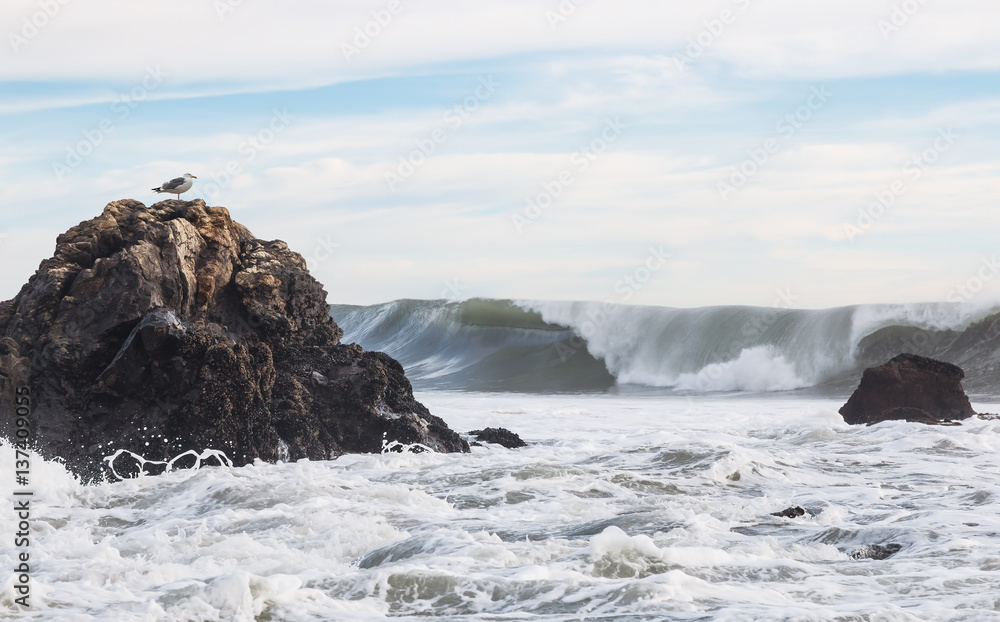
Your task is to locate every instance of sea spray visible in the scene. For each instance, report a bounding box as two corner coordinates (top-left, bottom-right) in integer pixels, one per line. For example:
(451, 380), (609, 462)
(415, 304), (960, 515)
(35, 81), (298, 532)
(103, 448), (233, 480)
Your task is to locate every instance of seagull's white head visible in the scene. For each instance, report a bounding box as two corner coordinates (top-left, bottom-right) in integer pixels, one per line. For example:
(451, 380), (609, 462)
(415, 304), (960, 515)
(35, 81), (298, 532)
(185, 173), (197, 179)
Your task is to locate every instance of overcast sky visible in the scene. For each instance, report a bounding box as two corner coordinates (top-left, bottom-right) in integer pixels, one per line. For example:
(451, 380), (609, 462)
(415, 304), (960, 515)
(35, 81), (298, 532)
(2, 1), (999, 309)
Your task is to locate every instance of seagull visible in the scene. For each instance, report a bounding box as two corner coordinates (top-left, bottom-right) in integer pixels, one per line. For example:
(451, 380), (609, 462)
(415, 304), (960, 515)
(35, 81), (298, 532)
(152, 173), (197, 199)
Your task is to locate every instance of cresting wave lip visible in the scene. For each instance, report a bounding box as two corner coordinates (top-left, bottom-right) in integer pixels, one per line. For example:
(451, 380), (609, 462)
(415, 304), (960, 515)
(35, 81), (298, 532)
(331, 298), (1000, 396)
(330, 299), (616, 393)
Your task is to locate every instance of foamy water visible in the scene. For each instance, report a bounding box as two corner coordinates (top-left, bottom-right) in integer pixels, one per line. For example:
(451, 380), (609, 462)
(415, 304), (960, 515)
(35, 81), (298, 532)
(3, 392), (1000, 620)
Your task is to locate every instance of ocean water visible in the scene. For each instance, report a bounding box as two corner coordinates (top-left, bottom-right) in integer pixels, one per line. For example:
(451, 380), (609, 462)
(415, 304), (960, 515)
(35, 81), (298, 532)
(4, 393), (1000, 620)
(4, 299), (1000, 620)
(329, 299), (1000, 395)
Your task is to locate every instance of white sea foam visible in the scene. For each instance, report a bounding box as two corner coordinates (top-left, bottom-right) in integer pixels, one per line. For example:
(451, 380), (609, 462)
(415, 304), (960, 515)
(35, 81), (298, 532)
(103, 448), (233, 480)
(4, 392), (1000, 619)
(849, 300), (1000, 344)
(671, 346), (810, 392)
(523, 300), (855, 390)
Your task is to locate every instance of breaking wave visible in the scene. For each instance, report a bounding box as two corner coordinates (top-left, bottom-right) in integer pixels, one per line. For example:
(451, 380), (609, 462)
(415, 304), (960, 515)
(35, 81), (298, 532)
(330, 298), (1000, 396)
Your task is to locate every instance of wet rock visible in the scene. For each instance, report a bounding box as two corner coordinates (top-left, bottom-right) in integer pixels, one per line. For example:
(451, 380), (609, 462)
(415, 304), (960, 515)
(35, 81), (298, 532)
(839, 353), (976, 426)
(0, 199), (468, 480)
(771, 506), (807, 519)
(849, 543), (902, 560)
(469, 427), (526, 449)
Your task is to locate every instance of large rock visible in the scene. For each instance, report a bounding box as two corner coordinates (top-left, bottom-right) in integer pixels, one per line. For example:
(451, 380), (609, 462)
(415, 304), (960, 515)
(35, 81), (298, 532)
(839, 353), (976, 425)
(0, 199), (467, 480)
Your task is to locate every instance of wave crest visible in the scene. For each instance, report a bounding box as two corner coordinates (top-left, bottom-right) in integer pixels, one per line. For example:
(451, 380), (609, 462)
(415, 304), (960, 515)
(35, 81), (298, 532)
(331, 298), (1000, 395)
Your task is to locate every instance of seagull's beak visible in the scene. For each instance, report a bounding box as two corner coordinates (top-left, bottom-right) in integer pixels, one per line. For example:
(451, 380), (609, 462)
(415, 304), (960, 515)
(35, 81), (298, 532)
(192, 175), (198, 178)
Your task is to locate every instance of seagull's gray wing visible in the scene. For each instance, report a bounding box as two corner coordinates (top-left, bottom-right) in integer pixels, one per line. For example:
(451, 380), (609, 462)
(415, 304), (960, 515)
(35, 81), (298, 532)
(161, 177), (187, 190)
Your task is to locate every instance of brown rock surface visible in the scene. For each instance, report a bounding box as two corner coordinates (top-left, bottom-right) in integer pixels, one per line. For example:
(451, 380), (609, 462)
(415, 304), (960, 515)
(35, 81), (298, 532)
(0, 199), (467, 480)
(839, 353), (976, 426)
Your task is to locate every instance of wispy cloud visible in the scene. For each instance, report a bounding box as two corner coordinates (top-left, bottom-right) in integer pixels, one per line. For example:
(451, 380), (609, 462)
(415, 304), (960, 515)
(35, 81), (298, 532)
(4, 2), (1000, 307)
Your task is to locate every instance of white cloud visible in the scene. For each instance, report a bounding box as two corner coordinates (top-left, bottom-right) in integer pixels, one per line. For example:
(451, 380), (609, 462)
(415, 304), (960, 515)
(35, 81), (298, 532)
(5, 1), (1000, 90)
(4, 1), (1000, 308)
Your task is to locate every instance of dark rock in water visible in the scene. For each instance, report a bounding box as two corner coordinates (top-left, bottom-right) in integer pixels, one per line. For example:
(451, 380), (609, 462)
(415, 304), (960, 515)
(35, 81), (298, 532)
(839, 353), (976, 426)
(771, 506), (807, 519)
(0, 199), (468, 480)
(469, 427), (526, 448)
(849, 543), (902, 560)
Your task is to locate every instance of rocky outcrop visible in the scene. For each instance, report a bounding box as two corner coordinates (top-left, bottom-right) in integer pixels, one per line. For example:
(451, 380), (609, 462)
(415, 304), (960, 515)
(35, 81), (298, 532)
(0, 199), (467, 480)
(469, 427), (526, 448)
(849, 543), (902, 561)
(839, 353), (976, 426)
(771, 506), (807, 519)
